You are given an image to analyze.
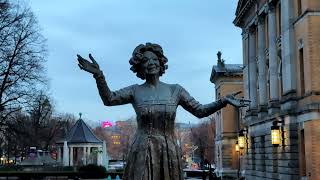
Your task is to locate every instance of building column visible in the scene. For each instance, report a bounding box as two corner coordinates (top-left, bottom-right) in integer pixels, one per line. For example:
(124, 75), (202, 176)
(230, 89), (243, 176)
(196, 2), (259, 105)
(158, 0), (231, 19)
(63, 141), (69, 166)
(281, 0), (297, 103)
(257, 15), (268, 114)
(268, 3), (280, 113)
(70, 147), (73, 166)
(248, 26), (258, 111)
(242, 29), (249, 101)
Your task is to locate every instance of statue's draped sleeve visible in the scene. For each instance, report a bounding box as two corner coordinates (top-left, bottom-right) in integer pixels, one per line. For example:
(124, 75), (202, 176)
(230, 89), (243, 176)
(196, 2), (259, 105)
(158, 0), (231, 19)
(177, 85), (227, 118)
(94, 73), (135, 106)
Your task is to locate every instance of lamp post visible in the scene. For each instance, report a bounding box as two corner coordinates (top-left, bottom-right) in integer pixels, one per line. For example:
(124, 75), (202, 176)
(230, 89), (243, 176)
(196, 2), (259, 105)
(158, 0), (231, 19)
(235, 141), (240, 178)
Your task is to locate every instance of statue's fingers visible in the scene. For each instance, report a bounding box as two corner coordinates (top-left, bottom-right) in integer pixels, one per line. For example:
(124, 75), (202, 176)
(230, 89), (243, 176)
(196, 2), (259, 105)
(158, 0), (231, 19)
(77, 55), (87, 64)
(89, 53), (98, 65)
(232, 91), (242, 96)
(77, 54), (85, 61)
(78, 58), (87, 66)
(243, 101), (251, 106)
(78, 64), (84, 70)
(78, 64), (91, 73)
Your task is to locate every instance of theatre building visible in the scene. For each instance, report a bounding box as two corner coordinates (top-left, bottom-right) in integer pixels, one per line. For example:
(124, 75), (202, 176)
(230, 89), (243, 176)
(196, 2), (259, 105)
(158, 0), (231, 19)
(233, 0), (320, 179)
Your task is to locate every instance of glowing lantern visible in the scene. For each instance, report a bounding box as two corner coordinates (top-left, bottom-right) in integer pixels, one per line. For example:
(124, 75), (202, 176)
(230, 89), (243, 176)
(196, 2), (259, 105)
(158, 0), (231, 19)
(238, 131), (245, 149)
(271, 123), (281, 146)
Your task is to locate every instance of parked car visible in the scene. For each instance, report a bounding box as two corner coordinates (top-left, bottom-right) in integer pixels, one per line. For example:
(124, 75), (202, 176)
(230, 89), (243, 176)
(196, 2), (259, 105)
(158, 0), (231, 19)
(108, 160), (125, 171)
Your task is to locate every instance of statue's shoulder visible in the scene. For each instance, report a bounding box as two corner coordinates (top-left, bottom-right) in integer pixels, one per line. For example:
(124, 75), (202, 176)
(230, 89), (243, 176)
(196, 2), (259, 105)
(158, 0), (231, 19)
(171, 83), (183, 90)
(160, 83), (183, 95)
(159, 82), (179, 88)
(124, 84), (139, 92)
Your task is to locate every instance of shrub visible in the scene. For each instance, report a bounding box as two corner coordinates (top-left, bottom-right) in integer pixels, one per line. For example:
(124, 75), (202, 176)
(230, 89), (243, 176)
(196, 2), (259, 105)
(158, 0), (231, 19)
(78, 164), (107, 179)
(62, 166), (74, 171)
(0, 165), (22, 171)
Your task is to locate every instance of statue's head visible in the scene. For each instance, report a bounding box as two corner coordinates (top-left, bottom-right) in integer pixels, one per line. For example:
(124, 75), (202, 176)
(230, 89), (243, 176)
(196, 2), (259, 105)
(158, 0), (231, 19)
(129, 43), (168, 80)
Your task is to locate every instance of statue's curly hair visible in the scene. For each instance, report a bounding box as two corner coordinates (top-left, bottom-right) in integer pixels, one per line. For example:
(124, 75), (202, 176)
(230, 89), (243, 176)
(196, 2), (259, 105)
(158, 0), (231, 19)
(129, 43), (168, 80)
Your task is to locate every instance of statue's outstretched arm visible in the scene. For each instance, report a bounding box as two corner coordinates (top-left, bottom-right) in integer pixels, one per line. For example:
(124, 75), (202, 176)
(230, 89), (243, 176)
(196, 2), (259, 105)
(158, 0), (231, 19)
(177, 85), (250, 118)
(94, 73), (135, 106)
(77, 54), (134, 106)
(177, 85), (227, 118)
(179, 86), (227, 118)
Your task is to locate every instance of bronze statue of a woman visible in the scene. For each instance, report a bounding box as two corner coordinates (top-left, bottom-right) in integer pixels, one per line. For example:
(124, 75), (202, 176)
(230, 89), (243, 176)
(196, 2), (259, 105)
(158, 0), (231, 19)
(77, 43), (249, 180)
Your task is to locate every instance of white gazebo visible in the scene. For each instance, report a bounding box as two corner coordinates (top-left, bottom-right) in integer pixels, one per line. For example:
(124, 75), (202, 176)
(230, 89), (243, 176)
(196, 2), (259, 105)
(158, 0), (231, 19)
(56, 117), (108, 168)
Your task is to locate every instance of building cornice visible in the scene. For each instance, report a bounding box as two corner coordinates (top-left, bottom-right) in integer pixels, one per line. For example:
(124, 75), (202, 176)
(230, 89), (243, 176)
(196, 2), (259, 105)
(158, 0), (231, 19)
(293, 10), (320, 25)
(233, 0), (256, 27)
(210, 72), (243, 84)
(234, 0), (278, 28)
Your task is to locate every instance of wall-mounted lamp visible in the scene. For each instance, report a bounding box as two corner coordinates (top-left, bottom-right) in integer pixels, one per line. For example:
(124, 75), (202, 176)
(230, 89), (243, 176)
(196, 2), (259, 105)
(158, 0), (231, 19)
(271, 119), (284, 147)
(238, 129), (247, 149)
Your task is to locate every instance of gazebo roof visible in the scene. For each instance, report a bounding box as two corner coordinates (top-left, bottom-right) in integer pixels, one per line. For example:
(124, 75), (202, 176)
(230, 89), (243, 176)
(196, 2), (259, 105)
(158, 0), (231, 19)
(57, 118), (102, 144)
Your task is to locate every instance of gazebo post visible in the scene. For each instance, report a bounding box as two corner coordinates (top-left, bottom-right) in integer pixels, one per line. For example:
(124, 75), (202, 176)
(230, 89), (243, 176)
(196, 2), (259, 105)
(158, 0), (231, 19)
(70, 146), (74, 166)
(83, 146), (87, 165)
(102, 141), (108, 170)
(88, 146), (91, 164)
(63, 141), (69, 166)
(97, 145), (102, 165)
(57, 146), (61, 163)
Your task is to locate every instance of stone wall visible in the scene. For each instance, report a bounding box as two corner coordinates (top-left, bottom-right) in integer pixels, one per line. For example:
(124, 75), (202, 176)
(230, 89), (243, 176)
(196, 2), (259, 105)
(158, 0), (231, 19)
(304, 120), (320, 179)
(244, 117), (300, 180)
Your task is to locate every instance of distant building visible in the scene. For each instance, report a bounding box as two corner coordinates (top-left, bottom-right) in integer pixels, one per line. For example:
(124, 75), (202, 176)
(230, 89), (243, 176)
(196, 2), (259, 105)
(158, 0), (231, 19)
(210, 51), (243, 178)
(105, 119), (137, 160)
(234, 0), (320, 179)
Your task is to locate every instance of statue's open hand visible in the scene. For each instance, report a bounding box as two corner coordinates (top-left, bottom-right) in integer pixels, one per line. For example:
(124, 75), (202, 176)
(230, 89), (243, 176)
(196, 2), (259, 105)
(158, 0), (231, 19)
(77, 54), (102, 75)
(224, 91), (250, 108)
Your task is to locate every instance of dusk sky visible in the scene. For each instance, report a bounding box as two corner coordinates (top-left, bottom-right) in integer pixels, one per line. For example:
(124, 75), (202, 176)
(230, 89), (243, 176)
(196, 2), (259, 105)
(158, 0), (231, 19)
(29, 0), (242, 126)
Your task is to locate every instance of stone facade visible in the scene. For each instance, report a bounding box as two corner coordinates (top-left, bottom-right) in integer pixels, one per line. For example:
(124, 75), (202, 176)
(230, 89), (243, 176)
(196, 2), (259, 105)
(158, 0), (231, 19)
(234, 0), (320, 179)
(210, 52), (243, 179)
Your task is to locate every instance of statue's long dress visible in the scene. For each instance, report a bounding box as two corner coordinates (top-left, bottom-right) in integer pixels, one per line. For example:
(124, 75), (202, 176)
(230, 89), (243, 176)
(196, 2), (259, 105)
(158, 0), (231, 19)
(94, 75), (226, 180)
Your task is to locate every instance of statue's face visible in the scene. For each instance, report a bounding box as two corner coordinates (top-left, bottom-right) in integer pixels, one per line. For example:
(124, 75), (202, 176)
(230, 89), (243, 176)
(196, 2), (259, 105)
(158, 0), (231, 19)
(141, 51), (160, 76)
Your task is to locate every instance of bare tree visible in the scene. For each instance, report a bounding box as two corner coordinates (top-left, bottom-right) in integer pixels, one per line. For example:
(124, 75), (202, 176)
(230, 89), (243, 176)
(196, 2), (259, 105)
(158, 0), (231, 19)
(2, 104), (77, 161)
(0, 0), (47, 126)
(191, 117), (216, 168)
